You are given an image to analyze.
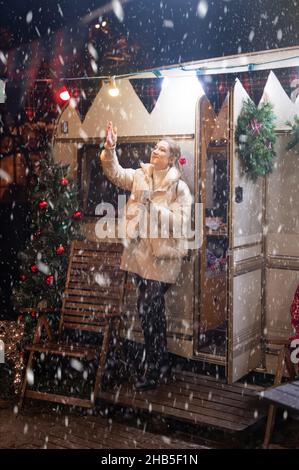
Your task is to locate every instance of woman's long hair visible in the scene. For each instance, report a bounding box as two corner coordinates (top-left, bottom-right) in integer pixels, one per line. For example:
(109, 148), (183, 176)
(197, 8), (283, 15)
(163, 137), (182, 174)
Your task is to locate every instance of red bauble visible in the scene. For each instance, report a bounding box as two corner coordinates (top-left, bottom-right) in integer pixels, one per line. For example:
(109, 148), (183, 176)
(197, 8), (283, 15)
(31, 311), (38, 318)
(179, 157), (187, 165)
(20, 274), (28, 282)
(73, 210), (82, 219)
(31, 264), (38, 273)
(38, 200), (48, 209)
(55, 244), (65, 255)
(45, 274), (54, 286)
(60, 177), (69, 186)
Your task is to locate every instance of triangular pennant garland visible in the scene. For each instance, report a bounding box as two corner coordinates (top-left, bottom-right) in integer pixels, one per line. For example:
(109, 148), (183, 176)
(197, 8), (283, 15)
(197, 66), (299, 113)
(130, 78), (164, 114)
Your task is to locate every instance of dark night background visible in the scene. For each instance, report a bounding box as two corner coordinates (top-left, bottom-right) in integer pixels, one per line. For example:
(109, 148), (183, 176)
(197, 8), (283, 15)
(0, 0), (299, 78)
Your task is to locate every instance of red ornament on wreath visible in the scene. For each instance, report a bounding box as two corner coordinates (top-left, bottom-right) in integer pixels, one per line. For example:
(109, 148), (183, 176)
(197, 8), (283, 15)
(73, 210), (82, 220)
(20, 274), (28, 282)
(45, 274), (54, 286)
(250, 118), (263, 136)
(30, 264), (38, 273)
(55, 244), (65, 255)
(38, 200), (48, 209)
(60, 177), (69, 187)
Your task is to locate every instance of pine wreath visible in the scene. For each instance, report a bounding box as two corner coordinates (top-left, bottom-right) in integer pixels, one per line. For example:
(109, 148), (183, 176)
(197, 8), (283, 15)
(286, 115), (299, 151)
(235, 99), (276, 181)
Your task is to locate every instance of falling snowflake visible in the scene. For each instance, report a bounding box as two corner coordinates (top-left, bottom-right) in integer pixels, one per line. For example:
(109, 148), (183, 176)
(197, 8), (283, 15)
(95, 273), (111, 287)
(197, 0), (208, 19)
(249, 30), (255, 42)
(37, 261), (50, 275)
(90, 60), (98, 73)
(0, 51), (7, 65)
(70, 358), (83, 372)
(88, 43), (98, 61)
(26, 11), (33, 24)
(112, 0), (124, 22)
(26, 368), (34, 385)
(0, 169), (12, 183)
(79, 129), (88, 141)
(163, 19), (174, 28)
(57, 3), (64, 17)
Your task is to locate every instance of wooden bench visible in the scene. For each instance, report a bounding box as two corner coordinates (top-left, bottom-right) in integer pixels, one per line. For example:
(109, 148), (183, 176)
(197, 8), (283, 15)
(262, 338), (298, 448)
(19, 240), (126, 409)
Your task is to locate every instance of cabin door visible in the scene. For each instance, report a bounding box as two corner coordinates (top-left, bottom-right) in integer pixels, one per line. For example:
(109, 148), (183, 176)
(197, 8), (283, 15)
(196, 95), (229, 364)
(227, 81), (263, 383)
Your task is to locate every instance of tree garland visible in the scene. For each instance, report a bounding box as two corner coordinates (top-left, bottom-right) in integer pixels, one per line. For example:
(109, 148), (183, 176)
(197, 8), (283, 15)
(286, 114), (299, 151)
(235, 99), (277, 181)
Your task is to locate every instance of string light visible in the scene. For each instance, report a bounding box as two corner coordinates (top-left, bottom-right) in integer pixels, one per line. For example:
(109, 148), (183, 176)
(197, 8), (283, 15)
(57, 86), (71, 102)
(108, 77), (119, 97)
(28, 46), (299, 82)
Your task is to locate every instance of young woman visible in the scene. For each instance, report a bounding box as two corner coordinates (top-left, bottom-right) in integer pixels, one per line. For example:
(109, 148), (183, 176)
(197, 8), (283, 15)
(100, 122), (192, 390)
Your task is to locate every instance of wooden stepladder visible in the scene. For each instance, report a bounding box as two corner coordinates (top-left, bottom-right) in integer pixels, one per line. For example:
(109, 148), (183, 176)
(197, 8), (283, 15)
(19, 240), (126, 409)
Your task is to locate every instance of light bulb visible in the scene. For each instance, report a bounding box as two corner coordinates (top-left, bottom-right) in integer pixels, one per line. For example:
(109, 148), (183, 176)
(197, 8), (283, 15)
(108, 78), (119, 97)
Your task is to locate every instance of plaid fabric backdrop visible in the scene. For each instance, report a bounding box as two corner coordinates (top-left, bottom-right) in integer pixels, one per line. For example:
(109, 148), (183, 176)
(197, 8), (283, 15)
(197, 66), (299, 113)
(129, 67), (299, 115)
(129, 78), (164, 113)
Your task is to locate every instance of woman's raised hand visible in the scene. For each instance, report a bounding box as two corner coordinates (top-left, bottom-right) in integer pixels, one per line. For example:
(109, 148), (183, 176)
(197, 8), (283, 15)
(105, 121), (117, 149)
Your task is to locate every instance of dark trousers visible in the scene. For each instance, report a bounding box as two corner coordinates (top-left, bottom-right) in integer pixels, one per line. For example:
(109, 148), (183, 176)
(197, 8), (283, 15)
(135, 275), (171, 376)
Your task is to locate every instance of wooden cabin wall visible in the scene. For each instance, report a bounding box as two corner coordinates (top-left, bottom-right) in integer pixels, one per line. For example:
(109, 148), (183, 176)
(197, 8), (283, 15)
(53, 142), (78, 177)
(265, 134), (299, 373)
(212, 95), (229, 142)
(53, 106), (82, 177)
(52, 70), (299, 374)
(228, 80), (263, 382)
(53, 77), (202, 358)
(258, 71), (299, 374)
(200, 96), (217, 209)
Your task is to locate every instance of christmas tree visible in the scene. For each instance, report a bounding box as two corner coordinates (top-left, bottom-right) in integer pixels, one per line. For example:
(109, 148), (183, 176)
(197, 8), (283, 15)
(12, 148), (82, 314)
